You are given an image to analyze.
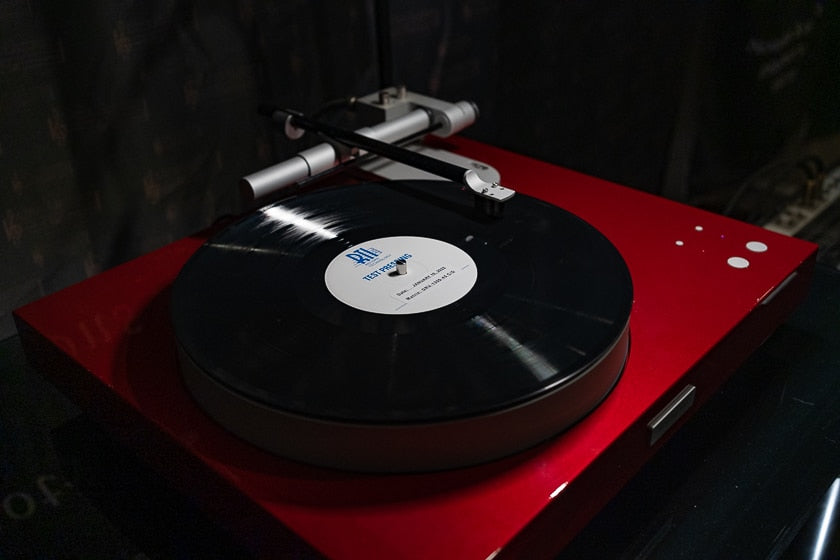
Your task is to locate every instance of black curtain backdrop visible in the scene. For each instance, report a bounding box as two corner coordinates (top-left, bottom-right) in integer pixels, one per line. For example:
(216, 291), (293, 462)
(2, 0), (838, 338)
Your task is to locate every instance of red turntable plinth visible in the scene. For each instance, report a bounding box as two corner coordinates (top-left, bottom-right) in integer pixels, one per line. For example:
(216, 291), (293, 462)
(14, 137), (817, 559)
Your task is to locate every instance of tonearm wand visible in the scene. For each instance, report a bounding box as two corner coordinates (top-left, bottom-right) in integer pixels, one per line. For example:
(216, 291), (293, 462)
(241, 90), (515, 217)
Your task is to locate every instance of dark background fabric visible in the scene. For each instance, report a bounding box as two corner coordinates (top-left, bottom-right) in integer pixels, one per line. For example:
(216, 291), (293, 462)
(2, 1), (838, 337)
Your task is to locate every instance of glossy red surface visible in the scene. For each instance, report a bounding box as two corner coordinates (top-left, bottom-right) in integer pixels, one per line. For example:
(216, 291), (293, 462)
(14, 138), (817, 559)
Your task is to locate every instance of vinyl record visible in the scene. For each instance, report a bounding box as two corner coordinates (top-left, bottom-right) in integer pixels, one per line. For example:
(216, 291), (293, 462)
(171, 180), (633, 471)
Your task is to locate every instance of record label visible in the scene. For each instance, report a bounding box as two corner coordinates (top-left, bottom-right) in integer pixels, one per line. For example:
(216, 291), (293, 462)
(324, 236), (478, 314)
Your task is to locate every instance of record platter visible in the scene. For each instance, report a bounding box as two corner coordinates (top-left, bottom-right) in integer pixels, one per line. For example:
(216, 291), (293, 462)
(172, 179), (632, 472)
(14, 91), (818, 559)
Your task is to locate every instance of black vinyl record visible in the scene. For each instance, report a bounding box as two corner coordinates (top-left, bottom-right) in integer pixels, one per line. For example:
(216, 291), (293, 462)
(171, 180), (633, 471)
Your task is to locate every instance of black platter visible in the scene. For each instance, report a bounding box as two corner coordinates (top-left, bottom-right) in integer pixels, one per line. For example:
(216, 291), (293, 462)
(171, 180), (633, 472)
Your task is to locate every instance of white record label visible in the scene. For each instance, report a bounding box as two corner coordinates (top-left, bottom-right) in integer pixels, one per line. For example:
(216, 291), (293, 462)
(324, 236), (478, 315)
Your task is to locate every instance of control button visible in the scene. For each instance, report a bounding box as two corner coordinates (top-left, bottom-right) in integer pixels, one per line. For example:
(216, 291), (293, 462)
(727, 256), (750, 269)
(746, 241), (768, 253)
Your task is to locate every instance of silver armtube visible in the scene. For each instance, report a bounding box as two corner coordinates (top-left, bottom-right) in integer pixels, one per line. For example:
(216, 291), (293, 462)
(240, 108), (433, 202)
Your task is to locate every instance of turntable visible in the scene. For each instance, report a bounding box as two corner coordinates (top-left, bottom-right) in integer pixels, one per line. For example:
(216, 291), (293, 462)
(14, 90), (817, 558)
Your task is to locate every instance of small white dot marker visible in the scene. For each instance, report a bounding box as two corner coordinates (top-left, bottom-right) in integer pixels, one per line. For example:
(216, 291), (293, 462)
(675, 240), (685, 246)
(695, 225), (704, 232)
